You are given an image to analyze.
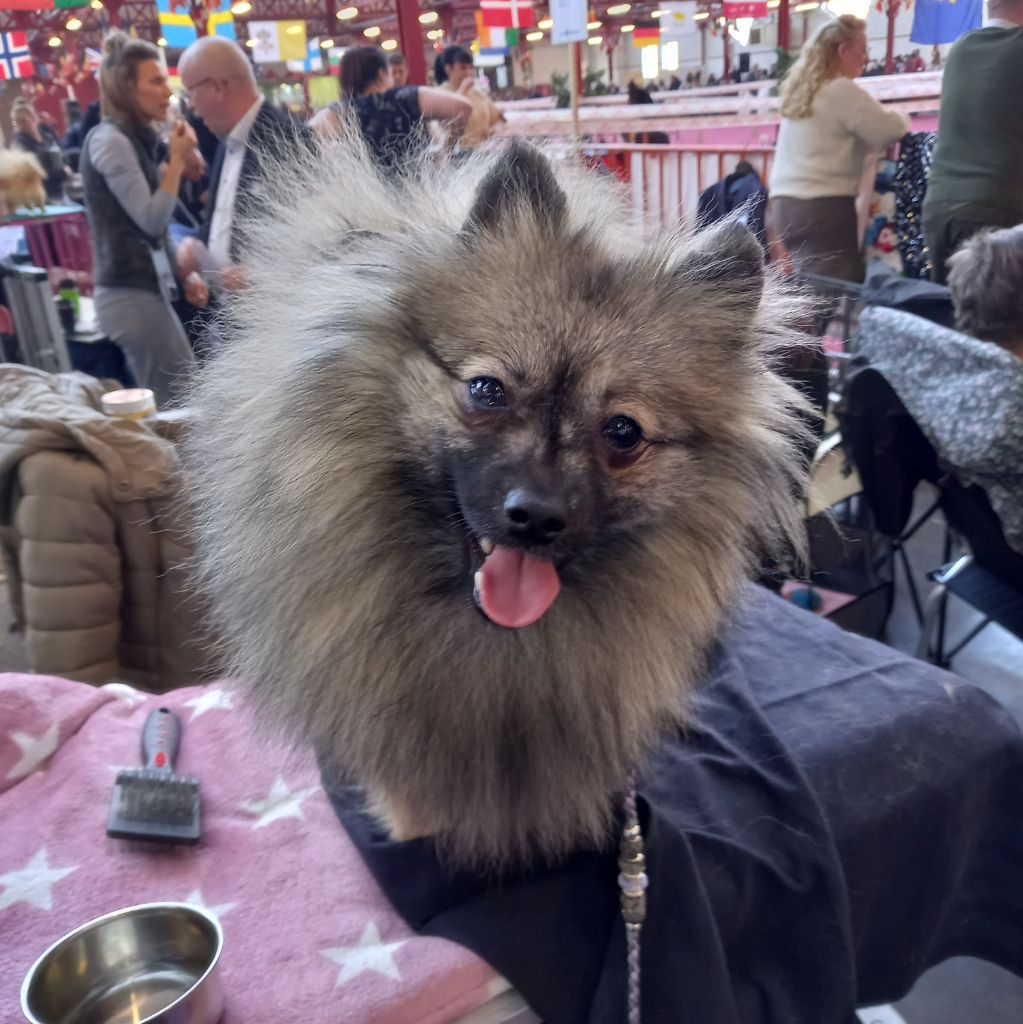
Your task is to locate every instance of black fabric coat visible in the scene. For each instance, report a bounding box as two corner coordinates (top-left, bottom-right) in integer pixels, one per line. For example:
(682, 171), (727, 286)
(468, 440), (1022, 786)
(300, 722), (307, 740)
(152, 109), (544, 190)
(325, 585), (1023, 1023)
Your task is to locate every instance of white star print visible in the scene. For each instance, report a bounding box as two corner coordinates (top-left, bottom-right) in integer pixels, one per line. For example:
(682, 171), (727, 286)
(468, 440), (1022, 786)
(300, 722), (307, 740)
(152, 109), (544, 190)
(184, 888), (238, 921)
(321, 921), (407, 987)
(241, 777), (317, 829)
(183, 688), (234, 721)
(100, 681), (145, 705)
(0, 848), (77, 912)
(5, 721), (59, 780)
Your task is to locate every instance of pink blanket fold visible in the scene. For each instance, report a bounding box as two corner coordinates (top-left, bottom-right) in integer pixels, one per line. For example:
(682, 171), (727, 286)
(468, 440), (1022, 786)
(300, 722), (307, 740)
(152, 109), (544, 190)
(0, 673), (498, 1023)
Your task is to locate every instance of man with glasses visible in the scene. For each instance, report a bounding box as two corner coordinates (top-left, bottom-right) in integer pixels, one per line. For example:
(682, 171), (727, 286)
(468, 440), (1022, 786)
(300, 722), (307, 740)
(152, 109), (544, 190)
(176, 35), (310, 299)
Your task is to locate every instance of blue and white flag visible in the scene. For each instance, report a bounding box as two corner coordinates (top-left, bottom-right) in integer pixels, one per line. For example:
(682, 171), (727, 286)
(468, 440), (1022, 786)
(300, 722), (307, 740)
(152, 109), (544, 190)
(910, 0), (982, 46)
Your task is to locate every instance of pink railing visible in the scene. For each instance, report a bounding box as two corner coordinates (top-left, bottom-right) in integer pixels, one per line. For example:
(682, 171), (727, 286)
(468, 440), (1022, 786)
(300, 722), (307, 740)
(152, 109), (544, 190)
(582, 143), (775, 232)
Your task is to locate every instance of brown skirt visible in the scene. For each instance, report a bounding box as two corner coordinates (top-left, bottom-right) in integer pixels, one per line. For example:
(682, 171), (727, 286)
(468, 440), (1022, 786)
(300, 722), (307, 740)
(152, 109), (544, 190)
(770, 195), (864, 283)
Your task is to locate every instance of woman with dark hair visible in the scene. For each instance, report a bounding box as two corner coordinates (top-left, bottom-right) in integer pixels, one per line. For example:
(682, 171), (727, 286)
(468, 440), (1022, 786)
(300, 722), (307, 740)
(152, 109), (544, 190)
(310, 46), (470, 168)
(79, 31), (206, 405)
(435, 44), (502, 149)
(434, 45), (475, 89)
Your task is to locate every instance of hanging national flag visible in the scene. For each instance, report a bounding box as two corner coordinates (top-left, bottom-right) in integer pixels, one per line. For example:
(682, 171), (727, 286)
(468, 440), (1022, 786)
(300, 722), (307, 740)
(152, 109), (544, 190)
(0, 32), (34, 80)
(723, 0), (767, 16)
(248, 20), (307, 63)
(659, 2), (699, 37)
(84, 46), (102, 74)
(910, 0), (981, 45)
(157, 0), (236, 49)
(288, 35), (323, 73)
(480, 0), (534, 30)
(306, 36), (323, 72)
(475, 11), (518, 53)
(0, 0), (87, 9)
(632, 19), (660, 47)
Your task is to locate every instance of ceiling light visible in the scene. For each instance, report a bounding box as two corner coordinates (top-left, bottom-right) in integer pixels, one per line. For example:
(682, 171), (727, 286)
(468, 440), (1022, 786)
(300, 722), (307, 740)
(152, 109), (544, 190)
(651, 9), (665, 16)
(418, 11), (438, 23)
(607, 3), (631, 13)
(381, 38), (398, 50)
(245, 38), (256, 47)
(620, 23), (635, 32)
(65, 17), (81, 29)
(525, 30), (544, 40)
(766, 0), (780, 6)
(587, 35), (602, 45)
(426, 28), (443, 39)
(337, 6), (358, 19)
(587, 20), (601, 28)
(537, 17), (553, 29)
(320, 38), (333, 47)
(157, 36), (167, 46)
(48, 35), (61, 46)
(364, 25), (381, 37)
(793, 1), (819, 8)
(90, 0), (103, 8)
(230, 1), (251, 13)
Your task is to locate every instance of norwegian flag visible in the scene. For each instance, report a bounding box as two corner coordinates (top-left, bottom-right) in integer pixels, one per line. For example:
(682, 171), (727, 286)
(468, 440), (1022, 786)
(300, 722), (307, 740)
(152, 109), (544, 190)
(479, 0), (535, 29)
(0, 32), (34, 81)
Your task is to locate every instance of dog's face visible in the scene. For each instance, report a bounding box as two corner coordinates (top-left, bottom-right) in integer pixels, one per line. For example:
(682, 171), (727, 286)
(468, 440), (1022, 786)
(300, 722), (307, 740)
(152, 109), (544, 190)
(390, 145), (775, 632)
(190, 141), (808, 868)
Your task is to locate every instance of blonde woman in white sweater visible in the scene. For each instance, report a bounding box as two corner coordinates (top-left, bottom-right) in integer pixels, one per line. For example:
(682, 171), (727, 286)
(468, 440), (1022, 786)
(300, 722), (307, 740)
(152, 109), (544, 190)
(769, 15), (909, 281)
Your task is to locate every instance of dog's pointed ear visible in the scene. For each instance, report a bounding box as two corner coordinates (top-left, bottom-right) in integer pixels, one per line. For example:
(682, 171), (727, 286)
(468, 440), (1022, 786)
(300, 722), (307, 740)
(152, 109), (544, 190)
(462, 140), (567, 239)
(673, 219), (764, 309)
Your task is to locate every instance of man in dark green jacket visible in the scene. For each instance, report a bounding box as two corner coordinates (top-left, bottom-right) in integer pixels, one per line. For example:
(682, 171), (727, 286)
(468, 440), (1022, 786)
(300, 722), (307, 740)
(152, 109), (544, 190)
(922, 2), (1023, 282)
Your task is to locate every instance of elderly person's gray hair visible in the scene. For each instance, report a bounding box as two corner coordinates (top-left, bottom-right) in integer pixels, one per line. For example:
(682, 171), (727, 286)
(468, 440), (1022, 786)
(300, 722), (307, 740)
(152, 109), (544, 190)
(947, 225), (1023, 351)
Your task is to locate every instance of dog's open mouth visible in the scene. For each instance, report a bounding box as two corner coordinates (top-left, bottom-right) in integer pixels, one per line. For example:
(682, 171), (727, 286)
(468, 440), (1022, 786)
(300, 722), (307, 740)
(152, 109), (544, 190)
(469, 534), (561, 629)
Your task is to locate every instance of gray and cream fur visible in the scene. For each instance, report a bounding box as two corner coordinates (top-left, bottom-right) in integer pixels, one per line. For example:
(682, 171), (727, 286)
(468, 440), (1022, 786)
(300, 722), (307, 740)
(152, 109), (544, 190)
(186, 137), (811, 869)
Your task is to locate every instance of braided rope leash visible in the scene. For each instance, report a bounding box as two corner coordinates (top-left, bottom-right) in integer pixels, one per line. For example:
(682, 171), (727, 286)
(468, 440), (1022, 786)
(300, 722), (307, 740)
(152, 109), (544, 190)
(618, 785), (647, 1024)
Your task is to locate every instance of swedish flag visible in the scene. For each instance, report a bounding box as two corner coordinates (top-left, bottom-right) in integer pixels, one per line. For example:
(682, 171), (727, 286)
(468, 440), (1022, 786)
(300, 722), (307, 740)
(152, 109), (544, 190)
(156, 0), (235, 48)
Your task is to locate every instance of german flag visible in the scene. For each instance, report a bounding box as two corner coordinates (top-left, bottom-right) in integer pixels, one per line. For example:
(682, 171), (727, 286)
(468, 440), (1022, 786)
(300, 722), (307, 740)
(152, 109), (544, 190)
(632, 19), (660, 47)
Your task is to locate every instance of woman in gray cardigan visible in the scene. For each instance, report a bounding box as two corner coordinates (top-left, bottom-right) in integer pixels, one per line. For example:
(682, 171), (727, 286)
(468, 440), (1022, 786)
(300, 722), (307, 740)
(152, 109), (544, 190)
(81, 32), (207, 406)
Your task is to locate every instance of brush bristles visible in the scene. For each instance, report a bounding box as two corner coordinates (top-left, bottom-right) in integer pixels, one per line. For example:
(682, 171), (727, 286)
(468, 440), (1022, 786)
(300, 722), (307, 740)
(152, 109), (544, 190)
(107, 768), (201, 843)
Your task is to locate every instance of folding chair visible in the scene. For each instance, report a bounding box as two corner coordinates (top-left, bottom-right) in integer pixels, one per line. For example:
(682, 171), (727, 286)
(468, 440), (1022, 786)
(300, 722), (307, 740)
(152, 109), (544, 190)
(915, 479), (1023, 667)
(843, 306), (1023, 666)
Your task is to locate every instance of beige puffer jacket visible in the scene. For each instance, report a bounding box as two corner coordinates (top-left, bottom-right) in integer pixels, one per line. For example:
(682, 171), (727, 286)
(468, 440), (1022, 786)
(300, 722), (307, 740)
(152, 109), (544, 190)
(0, 364), (213, 691)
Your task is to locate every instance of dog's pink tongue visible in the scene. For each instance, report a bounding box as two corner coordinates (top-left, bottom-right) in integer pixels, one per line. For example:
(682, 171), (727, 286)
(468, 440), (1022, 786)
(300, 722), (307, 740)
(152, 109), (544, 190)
(479, 545), (560, 628)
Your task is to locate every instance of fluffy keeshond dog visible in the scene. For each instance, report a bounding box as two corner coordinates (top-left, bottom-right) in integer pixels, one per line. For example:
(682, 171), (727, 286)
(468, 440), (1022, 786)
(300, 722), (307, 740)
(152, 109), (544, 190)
(187, 136), (810, 869)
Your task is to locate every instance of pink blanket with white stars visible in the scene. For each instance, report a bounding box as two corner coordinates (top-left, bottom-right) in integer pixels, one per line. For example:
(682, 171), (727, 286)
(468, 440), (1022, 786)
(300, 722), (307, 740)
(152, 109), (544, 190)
(0, 672), (504, 1023)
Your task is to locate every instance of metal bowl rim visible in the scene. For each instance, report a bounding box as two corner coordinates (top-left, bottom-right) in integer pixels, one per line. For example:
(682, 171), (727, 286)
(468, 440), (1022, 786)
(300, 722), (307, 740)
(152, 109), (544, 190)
(20, 900), (224, 1024)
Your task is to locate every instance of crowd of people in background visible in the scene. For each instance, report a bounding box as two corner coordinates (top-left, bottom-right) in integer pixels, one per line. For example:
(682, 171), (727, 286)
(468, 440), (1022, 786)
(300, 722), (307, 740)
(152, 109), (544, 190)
(0, 12), (1017, 406)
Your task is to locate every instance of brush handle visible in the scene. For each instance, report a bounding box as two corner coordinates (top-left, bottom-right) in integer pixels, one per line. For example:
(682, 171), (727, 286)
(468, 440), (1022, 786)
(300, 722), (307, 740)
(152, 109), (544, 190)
(141, 707), (181, 773)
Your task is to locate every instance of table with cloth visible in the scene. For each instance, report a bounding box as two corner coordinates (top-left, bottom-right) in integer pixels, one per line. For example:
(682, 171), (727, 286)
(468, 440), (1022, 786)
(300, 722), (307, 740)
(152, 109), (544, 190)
(3, 585), (1022, 1023)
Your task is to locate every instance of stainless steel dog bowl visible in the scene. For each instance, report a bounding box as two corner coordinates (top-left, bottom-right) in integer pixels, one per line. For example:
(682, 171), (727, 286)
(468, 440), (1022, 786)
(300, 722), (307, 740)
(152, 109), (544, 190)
(21, 902), (224, 1024)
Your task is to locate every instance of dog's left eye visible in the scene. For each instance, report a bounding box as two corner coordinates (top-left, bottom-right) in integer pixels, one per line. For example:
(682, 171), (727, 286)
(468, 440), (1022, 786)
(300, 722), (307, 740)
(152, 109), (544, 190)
(468, 377), (507, 409)
(602, 416), (643, 450)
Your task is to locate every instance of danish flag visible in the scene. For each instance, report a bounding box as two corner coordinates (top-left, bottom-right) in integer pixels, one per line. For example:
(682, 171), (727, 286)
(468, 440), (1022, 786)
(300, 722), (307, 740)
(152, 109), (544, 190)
(0, 32), (34, 81)
(479, 0), (535, 29)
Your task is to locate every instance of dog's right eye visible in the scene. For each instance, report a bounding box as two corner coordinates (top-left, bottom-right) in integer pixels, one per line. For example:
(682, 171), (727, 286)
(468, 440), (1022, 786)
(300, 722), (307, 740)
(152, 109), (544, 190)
(468, 377), (507, 409)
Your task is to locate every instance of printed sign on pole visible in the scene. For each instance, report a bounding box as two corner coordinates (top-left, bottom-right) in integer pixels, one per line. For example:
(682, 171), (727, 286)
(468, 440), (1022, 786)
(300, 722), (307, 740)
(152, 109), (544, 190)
(551, 0), (587, 45)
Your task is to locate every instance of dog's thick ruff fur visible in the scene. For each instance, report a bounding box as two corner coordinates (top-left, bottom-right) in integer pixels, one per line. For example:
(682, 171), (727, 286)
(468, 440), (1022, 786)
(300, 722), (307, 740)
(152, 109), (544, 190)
(187, 137), (811, 870)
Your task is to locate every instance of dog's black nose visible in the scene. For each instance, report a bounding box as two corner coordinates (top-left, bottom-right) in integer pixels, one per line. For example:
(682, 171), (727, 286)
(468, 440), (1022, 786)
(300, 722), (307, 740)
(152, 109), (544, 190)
(503, 488), (567, 546)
